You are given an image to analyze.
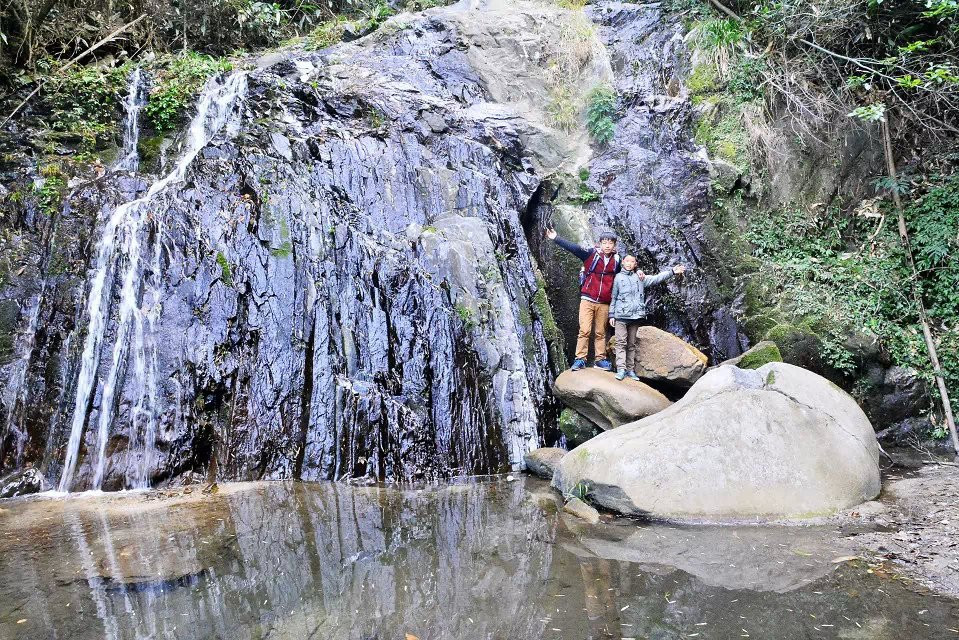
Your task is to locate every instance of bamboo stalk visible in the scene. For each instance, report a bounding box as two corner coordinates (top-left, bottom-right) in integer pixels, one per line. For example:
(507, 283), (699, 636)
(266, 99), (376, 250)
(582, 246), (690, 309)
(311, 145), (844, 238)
(880, 118), (959, 455)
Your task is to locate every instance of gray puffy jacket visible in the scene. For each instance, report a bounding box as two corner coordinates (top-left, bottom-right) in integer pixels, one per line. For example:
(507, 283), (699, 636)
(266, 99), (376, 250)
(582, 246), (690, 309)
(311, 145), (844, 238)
(608, 269), (673, 320)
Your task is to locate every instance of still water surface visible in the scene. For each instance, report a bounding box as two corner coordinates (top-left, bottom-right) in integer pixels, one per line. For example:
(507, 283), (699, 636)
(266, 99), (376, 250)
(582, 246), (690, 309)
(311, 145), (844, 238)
(0, 477), (956, 639)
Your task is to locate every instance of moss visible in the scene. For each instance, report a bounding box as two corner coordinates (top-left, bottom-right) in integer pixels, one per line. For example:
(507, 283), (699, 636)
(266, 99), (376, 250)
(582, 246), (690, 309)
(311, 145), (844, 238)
(137, 135), (165, 164)
(736, 342), (783, 369)
(559, 409), (601, 448)
(687, 61), (720, 95)
(533, 273), (561, 344)
(695, 107), (750, 172)
(305, 18), (347, 50)
(216, 251), (233, 286)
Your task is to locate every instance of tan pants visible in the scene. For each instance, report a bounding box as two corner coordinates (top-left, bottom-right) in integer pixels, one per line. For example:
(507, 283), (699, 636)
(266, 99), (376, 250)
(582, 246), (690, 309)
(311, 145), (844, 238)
(576, 299), (610, 361)
(614, 319), (645, 371)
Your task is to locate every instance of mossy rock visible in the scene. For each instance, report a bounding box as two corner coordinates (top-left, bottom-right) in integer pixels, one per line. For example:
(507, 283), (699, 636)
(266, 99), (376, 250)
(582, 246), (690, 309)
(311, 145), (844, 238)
(723, 341), (783, 370)
(558, 408), (601, 449)
(762, 323), (825, 372)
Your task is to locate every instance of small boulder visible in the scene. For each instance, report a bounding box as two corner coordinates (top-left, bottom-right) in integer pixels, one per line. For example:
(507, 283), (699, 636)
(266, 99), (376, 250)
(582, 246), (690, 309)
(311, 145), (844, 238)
(558, 408), (602, 447)
(523, 447), (566, 479)
(720, 341), (783, 370)
(634, 326), (707, 388)
(553, 369), (671, 431)
(563, 497), (600, 524)
(553, 362), (880, 521)
(0, 468), (46, 499)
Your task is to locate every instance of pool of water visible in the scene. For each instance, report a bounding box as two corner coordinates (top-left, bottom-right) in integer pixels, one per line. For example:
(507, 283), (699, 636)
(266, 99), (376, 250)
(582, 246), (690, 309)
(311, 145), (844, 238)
(0, 477), (956, 639)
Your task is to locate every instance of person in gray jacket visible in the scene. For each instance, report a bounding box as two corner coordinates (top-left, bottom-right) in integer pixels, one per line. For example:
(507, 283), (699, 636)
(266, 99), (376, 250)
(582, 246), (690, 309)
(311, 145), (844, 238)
(608, 255), (686, 381)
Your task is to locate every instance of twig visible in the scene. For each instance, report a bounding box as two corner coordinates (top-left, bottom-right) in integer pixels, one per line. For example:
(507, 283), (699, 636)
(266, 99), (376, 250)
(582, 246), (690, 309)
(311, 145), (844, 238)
(1, 14), (147, 127)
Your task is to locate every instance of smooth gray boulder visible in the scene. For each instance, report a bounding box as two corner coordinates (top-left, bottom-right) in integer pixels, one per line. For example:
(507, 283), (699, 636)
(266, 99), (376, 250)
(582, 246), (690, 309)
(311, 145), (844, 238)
(552, 362), (880, 521)
(553, 369), (671, 431)
(523, 447), (566, 479)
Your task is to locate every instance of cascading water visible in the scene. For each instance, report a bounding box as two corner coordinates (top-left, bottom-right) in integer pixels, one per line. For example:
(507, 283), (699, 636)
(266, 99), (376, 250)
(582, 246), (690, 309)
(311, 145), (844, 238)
(0, 289), (44, 466)
(114, 68), (147, 173)
(58, 72), (247, 492)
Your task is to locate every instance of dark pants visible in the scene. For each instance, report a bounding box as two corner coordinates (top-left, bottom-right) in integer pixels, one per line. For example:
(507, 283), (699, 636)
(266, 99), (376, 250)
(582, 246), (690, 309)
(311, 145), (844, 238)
(614, 318), (647, 371)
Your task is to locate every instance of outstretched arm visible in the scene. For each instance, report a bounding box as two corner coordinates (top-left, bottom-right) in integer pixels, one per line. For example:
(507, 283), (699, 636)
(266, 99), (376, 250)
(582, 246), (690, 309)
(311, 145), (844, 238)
(644, 264), (685, 287)
(546, 228), (591, 261)
(642, 269), (674, 287)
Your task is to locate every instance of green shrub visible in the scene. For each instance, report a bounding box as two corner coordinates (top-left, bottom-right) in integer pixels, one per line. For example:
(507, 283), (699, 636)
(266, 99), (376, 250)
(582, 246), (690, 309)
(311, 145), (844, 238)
(585, 85), (617, 145)
(305, 19), (348, 49)
(741, 178), (959, 419)
(144, 52), (233, 131)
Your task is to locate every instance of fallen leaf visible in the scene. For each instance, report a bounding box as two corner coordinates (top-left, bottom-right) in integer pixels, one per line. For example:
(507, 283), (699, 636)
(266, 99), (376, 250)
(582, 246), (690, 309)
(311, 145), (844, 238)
(406, 635), (419, 640)
(831, 555), (859, 563)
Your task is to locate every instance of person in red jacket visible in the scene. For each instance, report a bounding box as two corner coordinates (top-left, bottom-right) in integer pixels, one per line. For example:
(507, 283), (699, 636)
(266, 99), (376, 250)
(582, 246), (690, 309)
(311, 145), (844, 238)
(546, 227), (626, 370)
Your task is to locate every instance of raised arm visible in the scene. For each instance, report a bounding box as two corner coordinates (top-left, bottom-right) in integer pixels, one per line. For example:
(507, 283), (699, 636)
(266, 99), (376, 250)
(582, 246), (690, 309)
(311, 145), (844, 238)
(546, 228), (591, 261)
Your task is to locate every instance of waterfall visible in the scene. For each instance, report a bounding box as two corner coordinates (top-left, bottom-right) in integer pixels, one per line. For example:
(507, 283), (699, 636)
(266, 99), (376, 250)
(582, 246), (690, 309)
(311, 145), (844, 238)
(0, 289), (44, 466)
(58, 71), (248, 492)
(114, 68), (146, 173)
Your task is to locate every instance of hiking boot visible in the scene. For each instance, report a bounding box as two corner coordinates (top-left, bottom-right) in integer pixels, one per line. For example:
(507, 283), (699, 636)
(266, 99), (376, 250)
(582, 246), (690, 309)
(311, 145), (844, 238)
(626, 370), (641, 381)
(570, 358), (587, 371)
(594, 359), (612, 371)
(615, 368), (627, 381)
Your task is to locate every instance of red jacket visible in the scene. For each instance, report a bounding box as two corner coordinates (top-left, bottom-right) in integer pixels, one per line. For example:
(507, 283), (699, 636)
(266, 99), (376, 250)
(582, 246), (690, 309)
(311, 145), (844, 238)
(553, 235), (620, 304)
(580, 250), (620, 303)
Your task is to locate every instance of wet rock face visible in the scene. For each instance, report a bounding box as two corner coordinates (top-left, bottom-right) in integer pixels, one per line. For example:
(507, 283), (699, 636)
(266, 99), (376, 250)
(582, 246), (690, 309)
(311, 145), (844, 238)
(0, 0), (747, 490)
(532, 2), (749, 364)
(3, 3), (611, 488)
(0, 468), (46, 498)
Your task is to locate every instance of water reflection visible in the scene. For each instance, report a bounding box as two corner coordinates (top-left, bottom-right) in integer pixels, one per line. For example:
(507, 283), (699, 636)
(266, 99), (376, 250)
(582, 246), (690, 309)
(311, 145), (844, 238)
(0, 479), (956, 639)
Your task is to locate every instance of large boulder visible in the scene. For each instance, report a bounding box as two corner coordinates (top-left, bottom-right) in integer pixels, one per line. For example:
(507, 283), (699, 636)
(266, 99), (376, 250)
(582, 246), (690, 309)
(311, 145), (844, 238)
(553, 369), (671, 431)
(552, 363), (880, 521)
(633, 326), (708, 388)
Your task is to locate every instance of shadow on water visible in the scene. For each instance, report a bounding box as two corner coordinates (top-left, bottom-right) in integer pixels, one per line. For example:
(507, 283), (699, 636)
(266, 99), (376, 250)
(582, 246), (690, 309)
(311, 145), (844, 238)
(0, 477), (957, 639)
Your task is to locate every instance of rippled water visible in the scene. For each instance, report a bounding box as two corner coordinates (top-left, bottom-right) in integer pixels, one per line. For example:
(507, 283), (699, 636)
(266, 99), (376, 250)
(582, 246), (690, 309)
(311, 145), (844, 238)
(0, 477), (956, 639)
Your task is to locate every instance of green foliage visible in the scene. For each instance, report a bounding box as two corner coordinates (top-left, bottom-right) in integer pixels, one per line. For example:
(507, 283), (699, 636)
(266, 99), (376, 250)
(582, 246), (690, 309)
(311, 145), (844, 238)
(847, 103), (886, 122)
(728, 56), (766, 103)
(43, 63), (130, 149)
(361, 3), (396, 31)
(144, 53), (233, 131)
(568, 167), (600, 204)
(455, 303), (476, 329)
(585, 85), (617, 145)
(565, 480), (590, 501)
(305, 18), (348, 50)
(699, 18), (744, 49)
(216, 251), (234, 286)
(35, 165), (67, 217)
(742, 177), (959, 418)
